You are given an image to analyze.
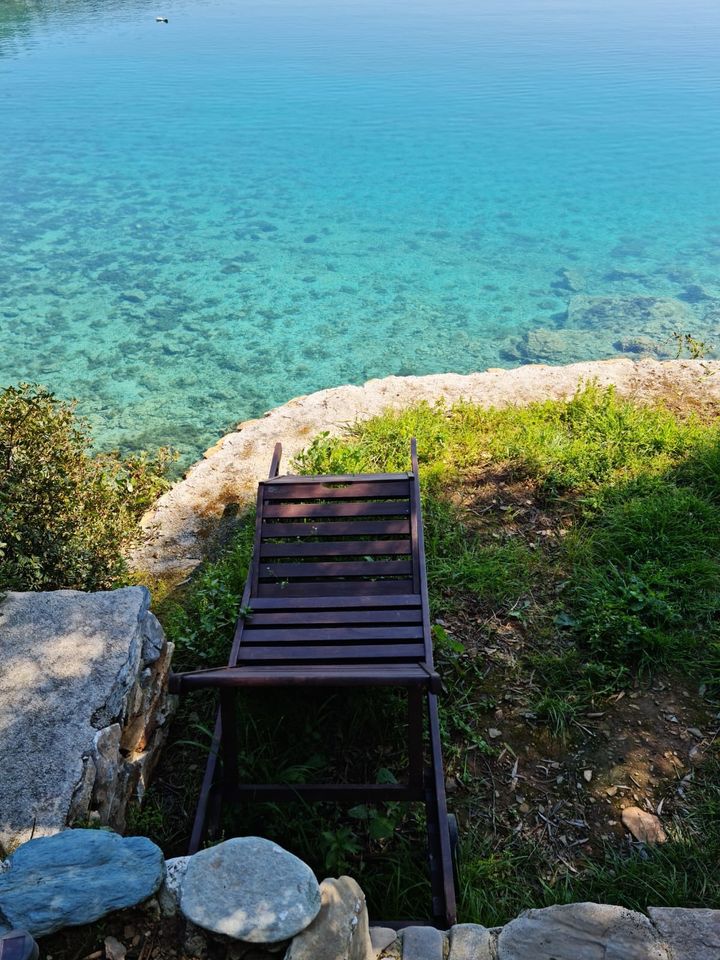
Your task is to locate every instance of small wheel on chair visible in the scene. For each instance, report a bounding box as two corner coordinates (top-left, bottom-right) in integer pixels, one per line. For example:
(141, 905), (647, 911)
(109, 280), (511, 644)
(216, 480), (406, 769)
(448, 813), (460, 891)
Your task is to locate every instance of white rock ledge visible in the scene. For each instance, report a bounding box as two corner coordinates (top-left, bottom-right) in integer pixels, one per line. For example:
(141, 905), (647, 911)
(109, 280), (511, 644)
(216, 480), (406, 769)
(129, 359), (720, 578)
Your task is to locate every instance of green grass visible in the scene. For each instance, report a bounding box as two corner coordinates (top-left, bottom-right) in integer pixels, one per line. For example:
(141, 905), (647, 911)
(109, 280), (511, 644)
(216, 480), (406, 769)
(144, 383), (720, 923)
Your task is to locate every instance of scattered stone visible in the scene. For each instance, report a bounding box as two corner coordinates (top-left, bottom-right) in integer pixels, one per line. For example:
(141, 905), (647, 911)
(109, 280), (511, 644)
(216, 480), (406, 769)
(285, 876), (371, 960)
(448, 923), (494, 960)
(0, 587), (175, 853)
(0, 830), (165, 938)
(583, 770), (593, 782)
(400, 926), (446, 960)
(104, 936), (127, 960)
(497, 902), (671, 959)
(180, 837), (321, 942)
(158, 856), (190, 917)
(370, 927), (398, 958)
(488, 728), (502, 739)
(687, 728), (703, 739)
(621, 806), (667, 844)
(648, 907), (720, 960)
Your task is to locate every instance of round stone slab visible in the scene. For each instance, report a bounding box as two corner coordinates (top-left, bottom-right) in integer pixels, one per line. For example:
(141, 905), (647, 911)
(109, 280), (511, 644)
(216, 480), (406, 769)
(0, 829), (165, 938)
(179, 837), (321, 943)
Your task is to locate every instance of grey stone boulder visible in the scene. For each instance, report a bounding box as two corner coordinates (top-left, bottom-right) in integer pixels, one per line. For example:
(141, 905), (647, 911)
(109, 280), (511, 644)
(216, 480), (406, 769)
(285, 876), (372, 960)
(448, 923), (494, 960)
(399, 926), (446, 960)
(0, 829), (165, 937)
(497, 902), (671, 960)
(0, 587), (175, 854)
(180, 837), (321, 943)
(648, 907), (720, 960)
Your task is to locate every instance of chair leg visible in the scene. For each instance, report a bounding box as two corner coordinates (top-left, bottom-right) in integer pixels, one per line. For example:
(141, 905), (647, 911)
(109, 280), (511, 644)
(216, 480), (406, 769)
(220, 690), (240, 795)
(425, 692), (457, 928)
(408, 687), (424, 791)
(188, 710), (223, 853)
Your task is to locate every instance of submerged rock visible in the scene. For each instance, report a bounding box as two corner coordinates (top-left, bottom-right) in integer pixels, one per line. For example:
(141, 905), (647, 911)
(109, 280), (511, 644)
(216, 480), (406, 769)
(568, 295), (693, 335)
(180, 837), (321, 942)
(0, 830), (164, 938)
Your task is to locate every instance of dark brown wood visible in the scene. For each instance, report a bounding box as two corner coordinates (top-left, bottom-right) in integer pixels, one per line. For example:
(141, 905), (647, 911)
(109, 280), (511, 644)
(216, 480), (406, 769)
(248, 594), (422, 610)
(242, 626), (424, 643)
(257, 579), (415, 597)
(247, 608), (422, 626)
(260, 539), (411, 558)
(259, 560), (413, 579)
(268, 442), (283, 479)
(261, 519), (411, 537)
(238, 642), (426, 661)
(268, 472), (412, 484)
(263, 480), (410, 500)
(263, 500), (411, 518)
(170, 439), (457, 928)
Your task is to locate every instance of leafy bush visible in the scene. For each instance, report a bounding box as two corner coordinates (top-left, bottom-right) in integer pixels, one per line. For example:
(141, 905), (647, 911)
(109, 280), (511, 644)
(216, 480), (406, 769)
(0, 383), (174, 591)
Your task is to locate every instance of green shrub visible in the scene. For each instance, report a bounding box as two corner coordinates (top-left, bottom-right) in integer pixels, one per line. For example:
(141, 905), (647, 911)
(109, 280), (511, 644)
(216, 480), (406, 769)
(0, 383), (174, 591)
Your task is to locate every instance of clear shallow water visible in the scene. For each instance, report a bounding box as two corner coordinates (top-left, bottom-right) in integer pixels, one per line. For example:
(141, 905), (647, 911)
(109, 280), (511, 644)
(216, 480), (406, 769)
(2, 0), (719, 463)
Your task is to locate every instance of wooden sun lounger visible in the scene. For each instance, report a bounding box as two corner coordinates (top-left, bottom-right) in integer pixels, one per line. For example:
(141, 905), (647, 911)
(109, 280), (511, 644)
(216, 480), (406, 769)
(169, 439), (458, 927)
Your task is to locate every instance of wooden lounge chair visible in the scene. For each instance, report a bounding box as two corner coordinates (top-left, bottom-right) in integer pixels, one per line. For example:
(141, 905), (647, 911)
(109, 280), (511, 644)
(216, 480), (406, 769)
(169, 440), (458, 927)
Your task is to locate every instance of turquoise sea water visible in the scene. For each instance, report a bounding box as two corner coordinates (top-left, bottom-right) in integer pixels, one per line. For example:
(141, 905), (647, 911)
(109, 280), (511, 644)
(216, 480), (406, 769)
(2, 0), (719, 463)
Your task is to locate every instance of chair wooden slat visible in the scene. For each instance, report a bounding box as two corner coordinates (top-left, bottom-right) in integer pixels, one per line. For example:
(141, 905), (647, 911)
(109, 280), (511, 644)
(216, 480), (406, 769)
(259, 560), (413, 579)
(263, 500), (411, 519)
(257, 580), (416, 597)
(247, 608), (422, 626)
(242, 626), (424, 643)
(261, 519), (411, 537)
(263, 480), (410, 500)
(238, 642), (425, 661)
(260, 539), (410, 559)
(247, 594), (422, 610)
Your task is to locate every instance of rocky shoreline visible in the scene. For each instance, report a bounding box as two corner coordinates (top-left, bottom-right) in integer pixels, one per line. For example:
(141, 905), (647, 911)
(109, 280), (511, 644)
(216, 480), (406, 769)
(130, 359), (720, 579)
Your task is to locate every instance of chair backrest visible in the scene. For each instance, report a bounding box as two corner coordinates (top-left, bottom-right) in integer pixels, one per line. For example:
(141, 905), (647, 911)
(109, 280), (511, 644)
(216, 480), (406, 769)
(250, 471), (422, 600)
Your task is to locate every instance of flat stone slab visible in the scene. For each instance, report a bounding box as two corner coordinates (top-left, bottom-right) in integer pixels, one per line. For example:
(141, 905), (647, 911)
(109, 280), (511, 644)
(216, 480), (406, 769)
(0, 829), (165, 937)
(497, 902), (671, 960)
(448, 923), (494, 960)
(0, 587), (173, 853)
(648, 907), (720, 960)
(286, 876), (372, 960)
(400, 926), (446, 960)
(180, 837), (321, 943)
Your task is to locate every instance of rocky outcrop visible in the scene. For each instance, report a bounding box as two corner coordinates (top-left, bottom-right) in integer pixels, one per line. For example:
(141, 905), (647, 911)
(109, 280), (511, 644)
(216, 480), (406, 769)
(0, 829), (164, 938)
(0, 587), (175, 854)
(129, 359), (720, 579)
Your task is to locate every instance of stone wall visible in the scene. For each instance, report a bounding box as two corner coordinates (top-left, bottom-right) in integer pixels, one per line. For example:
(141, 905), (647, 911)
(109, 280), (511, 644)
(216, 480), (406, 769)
(0, 587), (175, 854)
